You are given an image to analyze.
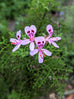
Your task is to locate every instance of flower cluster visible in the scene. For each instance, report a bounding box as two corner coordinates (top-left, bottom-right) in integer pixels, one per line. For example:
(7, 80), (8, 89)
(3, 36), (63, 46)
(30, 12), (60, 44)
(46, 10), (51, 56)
(10, 24), (61, 63)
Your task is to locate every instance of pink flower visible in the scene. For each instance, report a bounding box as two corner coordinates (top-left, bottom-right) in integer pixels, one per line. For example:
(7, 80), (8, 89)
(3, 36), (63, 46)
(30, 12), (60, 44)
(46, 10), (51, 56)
(10, 30), (23, 52)
(22, 25), (37, 51)
(30, 37), (52, 63)
(46, 24), (61, 48)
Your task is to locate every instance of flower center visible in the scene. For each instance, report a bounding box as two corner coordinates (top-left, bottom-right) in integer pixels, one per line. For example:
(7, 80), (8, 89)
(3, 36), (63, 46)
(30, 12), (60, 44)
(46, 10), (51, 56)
(37, 41), (44, 49)
(38, 44), (44, 49)
(29, 33), (34, 41)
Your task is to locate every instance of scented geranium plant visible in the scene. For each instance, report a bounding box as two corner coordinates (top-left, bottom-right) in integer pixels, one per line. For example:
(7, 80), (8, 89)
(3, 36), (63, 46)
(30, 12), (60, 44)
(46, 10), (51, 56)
(8, 23), (71, 99)
(0, 0), (72, 99)
(10, 24), (61, 63)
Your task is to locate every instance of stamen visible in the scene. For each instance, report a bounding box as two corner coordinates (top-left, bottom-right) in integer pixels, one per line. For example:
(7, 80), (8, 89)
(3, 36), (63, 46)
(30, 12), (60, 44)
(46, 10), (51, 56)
(43, 53), (45, 57)
(40, 52), (45, 59)
(29, 38), (33, 41)
(11, 42), (15, 45)
(40, 54), (43, 59)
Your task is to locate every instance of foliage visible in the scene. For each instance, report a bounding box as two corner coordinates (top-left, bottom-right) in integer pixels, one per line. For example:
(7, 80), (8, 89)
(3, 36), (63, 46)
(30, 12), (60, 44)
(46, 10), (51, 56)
(0, 0), (73, 99)
(0, 0), (31, 39)
(62, 5), (74, 78)
(0, 0), (31, 19)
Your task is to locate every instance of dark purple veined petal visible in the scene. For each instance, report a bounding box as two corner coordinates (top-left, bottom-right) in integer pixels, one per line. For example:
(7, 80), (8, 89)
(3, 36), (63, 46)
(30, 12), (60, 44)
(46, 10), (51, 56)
(46, 25), (53, 36)
(24, 26), (30, 36)
(16, 30), (21, 40)
(30, 25), (37, 34)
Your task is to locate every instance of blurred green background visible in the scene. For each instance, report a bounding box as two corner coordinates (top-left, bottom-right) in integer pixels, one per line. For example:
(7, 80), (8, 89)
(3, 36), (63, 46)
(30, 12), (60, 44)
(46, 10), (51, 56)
(0, 0), (74, 99)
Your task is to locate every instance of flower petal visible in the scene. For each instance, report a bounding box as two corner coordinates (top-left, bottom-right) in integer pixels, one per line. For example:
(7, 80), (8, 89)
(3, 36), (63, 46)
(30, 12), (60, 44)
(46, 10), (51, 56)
(42, 49), (52, 56)
(30, 42), (35, 51)
(10, 38), (18, 42)
(16, 30), (21, 39)
(24, 26), (30, 35)
(46, 24), (53, 36)
(21, 39), (30, 45)
(38, 52), (43, 63)
(12, 44), (21, 52)
(30, 25), (37, 34)
(30, 49), (38, 56)
(47, 39), (52, 44)
(50, 37), (61, 41)
(51, 41), (59, 48)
